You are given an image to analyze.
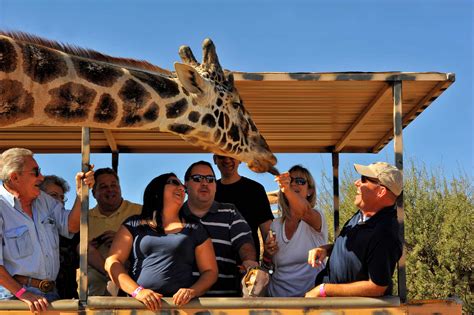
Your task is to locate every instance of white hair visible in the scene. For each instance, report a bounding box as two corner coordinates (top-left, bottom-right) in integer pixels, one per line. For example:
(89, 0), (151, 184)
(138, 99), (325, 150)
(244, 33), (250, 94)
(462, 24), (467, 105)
(0, 148), (34, 182)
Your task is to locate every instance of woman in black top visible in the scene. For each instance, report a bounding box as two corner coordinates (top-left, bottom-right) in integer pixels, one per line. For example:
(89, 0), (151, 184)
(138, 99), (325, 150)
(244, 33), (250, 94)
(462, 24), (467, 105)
(105, 173), (217, 311)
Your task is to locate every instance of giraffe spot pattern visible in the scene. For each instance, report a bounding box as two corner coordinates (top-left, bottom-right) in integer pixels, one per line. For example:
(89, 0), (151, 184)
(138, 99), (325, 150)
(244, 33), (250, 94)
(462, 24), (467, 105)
(229, 123), (240, 142)
(216, 98), (223, 107)
(144, 102), (159, 122)
(217, 112), (224, 130)
(72, 57), (123, 87)
(118, 79), (151, 127)
(188, 111), (201, 123)
(213, 129), (221, 143)
(45, 82), (96, 122)
(0, 38), (17, 73)
(201, 113), (216, 128)
(21, 43), (67, 84)
(166, 98), (188, 119)
(94, 93), (118, 123)
(130, 70), (180, 98)
(169, 123), (195, 135)
(0, 79), (34, 125)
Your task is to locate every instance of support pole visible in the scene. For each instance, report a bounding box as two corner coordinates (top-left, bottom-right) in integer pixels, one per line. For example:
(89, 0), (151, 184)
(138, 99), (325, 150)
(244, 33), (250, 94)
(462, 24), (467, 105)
(79, 127), (90, 304)
(332, 152), (340, 237)
(112, 151), (119, 174)
(393, 81), (407, 303)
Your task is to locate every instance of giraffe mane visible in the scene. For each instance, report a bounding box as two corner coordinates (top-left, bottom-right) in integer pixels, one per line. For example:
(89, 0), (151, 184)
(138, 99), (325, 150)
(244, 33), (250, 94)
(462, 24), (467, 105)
(1, 30), (173, 76)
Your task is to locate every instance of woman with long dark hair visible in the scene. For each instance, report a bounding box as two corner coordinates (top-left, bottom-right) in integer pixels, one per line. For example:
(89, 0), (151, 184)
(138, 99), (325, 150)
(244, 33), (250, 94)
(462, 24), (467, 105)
(105, 173), (217, 311)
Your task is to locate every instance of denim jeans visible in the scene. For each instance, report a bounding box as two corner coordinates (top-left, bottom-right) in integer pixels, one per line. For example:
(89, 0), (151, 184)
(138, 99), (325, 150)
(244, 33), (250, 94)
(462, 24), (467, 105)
(0, 285), (60, 302)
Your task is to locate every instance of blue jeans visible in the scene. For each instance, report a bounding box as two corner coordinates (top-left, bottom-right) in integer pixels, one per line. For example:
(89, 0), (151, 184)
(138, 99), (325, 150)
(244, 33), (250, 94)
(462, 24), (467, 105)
(0, 285), (60, 302)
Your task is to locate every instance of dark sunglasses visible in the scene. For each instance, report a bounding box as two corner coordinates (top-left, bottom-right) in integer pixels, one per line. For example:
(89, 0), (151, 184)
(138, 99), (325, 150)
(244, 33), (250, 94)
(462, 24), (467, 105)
(26, 167), (41, 177)
(166, 178), (183, 187)
(290, 177), (307, 186)
(190, 174), (216, 183)
(361, 175), (381, 185)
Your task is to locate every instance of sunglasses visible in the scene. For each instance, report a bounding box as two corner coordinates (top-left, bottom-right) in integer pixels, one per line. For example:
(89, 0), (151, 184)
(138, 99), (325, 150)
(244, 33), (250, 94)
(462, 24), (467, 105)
(25, 167), (41, 177)
(166, 178), (183, 187)
(190, 174), (216, 183)
(361, 175), (381, 185)
(290, 177), (307, 186)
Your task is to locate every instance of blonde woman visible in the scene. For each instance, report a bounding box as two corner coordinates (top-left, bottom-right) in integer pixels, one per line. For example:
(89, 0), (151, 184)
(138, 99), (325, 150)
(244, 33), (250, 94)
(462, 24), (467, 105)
(264, 165), (327, 297)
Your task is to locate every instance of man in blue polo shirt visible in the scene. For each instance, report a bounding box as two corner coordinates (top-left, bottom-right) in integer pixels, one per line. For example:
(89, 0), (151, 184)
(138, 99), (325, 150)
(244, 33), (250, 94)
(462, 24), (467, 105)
(182, 161), (259, 296)
(306, 162), (402, 297)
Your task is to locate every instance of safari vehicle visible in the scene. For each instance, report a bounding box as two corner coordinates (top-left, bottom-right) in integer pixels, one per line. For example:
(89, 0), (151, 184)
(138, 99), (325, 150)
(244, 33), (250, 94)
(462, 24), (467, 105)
(0, 69), (461, 314)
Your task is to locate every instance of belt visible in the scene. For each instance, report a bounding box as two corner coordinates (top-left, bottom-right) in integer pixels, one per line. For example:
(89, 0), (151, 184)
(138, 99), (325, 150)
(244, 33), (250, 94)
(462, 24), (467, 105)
(14, 275), (55, 293)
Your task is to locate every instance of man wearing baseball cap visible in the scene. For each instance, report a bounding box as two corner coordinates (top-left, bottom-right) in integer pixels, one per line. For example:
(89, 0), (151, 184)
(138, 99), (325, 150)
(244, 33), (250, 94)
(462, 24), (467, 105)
(305, 162), (402, 298)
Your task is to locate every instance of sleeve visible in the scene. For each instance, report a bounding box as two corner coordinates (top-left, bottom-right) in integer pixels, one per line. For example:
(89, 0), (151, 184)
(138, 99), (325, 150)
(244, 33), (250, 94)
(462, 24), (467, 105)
(229, 207), (254, 253)
(0, 215), (4, 265)
(48, 196), (73, 239)
(193, 222), (210, 247)
(366, 233), (402, 287)
(122, 215), (140, 236)
(254, 183), (274, 225)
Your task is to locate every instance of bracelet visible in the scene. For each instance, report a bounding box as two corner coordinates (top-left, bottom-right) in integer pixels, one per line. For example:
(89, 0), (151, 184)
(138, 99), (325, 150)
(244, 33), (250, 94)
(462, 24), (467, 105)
(15, 287), (27, 299)
(319, 283), (327, 297)
(131, 285), (143, 298)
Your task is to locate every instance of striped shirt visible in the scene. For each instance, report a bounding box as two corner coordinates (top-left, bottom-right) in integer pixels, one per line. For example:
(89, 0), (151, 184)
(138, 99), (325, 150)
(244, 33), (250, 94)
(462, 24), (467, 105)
(182, 201), (254, 296)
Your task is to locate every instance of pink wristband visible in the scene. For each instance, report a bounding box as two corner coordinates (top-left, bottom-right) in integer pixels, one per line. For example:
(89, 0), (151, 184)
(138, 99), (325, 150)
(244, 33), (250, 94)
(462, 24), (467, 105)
(15, 287), (26, 299)
(131, 285), (143, 298)
(319, 283), (327, 297)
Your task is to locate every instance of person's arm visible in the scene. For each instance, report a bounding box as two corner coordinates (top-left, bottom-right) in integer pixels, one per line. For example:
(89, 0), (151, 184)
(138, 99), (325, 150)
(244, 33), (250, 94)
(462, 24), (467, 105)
(0, 266), (49, 312)
(258, 220), (272, 241)
(305, 280), (387, 297)
(239, 242), (259, 270)
(68, 167), (95, 233)
(307, 244), (333, 268)
(105, 225), (163, 311)
(173, 238), (218, 306)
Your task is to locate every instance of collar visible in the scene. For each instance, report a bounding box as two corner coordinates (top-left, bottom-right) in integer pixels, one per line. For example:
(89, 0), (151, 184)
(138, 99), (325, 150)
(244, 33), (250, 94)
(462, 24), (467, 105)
(182, 201), (219, 218)
(357, 205), (396, 227)
(0, 183), (16, 207)
(90, 199), (127, 218)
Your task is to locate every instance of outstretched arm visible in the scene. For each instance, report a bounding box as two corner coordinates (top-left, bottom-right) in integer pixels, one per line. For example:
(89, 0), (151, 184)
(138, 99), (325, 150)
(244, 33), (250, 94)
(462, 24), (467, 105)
(105, 225), (162, 311)
(68, 166), (95, 233)
(305, 280), (387, 297)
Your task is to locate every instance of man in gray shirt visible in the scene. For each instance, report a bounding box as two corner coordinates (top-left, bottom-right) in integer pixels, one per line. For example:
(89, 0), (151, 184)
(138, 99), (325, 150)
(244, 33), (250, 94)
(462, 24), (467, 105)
(0, 148), (94, 312)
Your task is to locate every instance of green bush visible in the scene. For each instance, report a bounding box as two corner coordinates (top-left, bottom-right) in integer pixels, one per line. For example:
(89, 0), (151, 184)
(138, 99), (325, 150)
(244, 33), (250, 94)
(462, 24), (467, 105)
(318, 161), (473, 312)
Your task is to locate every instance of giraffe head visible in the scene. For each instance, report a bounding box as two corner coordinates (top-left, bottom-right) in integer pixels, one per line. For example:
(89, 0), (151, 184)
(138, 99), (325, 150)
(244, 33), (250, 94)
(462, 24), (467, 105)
(173, 39), (277, 174)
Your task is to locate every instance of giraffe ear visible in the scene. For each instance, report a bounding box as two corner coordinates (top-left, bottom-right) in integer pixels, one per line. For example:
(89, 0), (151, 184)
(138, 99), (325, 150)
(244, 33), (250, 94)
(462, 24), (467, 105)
(174, 62), (208, 95)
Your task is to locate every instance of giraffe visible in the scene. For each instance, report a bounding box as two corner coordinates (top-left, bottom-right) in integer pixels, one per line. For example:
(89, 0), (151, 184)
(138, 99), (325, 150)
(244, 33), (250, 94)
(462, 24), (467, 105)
(0, 31), (277, 173)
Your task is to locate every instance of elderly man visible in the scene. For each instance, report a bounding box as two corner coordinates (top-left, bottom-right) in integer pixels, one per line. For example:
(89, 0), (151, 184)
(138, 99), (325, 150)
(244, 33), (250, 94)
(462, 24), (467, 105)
(0, 148), (94, 312)
(306, 162), (403, 298)
(87, 168), (141, 296)
(213, 155), (274, 259)
(182, 161), (259, 296)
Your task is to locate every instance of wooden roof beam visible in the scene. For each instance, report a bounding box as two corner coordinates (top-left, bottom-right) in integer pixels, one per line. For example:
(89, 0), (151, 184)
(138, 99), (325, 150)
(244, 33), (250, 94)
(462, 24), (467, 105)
(103, 129), (118, 152)
(372, 81), (448, 152)
(334, 84), (391, 152)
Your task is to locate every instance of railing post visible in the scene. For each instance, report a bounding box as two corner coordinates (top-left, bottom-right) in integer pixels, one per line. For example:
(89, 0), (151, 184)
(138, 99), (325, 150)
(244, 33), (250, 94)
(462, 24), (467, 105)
(393, 81), (407, 303)
(332, 152), (340, 238)
(79, 127), (90, 304)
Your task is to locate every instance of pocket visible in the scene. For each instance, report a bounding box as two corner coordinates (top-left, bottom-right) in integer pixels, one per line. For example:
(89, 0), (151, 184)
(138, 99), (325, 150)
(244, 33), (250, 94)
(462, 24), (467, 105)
(42, 217), (59, 250)
(4, 225), (34, 259)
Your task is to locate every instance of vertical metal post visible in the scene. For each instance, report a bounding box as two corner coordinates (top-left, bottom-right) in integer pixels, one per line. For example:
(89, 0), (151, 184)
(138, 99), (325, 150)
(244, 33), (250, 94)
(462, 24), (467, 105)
(393, 81), (407, 303)
(79, 127), (90, 303)
(332, 152), (340, 238)
(112, 151), (119, 174)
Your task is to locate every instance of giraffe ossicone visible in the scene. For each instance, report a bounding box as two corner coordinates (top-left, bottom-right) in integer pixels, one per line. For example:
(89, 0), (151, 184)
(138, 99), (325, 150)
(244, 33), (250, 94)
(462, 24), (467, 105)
(0, 31), (278, 173)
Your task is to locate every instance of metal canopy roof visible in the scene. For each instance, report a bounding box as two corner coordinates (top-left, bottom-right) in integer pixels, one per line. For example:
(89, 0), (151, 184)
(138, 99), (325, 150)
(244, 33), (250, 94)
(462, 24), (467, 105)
(0, 72), (454, 154)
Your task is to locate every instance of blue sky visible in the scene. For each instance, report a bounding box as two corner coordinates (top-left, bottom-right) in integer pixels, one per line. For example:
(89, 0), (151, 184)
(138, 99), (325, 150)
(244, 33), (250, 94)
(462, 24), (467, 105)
(1, 0), (472, 208)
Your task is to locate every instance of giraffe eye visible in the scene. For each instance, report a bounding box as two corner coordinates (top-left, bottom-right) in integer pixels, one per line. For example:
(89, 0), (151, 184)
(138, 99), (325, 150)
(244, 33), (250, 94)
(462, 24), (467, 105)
(232, 102), (241, 109)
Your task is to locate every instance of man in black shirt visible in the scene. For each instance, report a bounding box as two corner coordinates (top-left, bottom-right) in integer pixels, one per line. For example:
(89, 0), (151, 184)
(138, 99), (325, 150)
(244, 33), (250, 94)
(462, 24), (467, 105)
(306, 162), (402, 297)
(213, 155), (274, 259)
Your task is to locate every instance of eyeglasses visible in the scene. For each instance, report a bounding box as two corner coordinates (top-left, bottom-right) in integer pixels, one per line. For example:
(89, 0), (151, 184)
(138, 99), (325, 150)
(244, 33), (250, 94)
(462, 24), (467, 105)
(361, 175), (381, 185)
(48, 192), (67, 203)
(166, 178), (183, 187)
(290, 177), (307, 186)
(25, 167), (41, 177)
(189, 174), (216, 183)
